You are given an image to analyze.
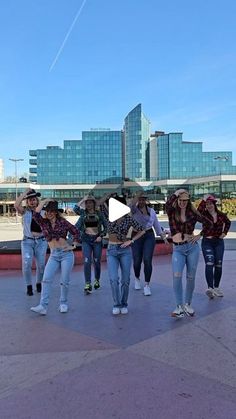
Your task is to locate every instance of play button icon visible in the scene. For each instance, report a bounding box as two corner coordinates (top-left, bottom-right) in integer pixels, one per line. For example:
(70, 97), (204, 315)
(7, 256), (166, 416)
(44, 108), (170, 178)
(108, 197), (131, 222)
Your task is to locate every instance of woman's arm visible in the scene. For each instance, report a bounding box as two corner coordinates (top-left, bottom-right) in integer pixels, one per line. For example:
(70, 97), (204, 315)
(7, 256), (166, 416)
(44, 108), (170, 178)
(14, 188), (31, 214)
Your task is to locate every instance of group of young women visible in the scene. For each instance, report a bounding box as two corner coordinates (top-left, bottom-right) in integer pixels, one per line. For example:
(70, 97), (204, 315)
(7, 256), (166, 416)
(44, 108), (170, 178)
(14, 187), (231, 318)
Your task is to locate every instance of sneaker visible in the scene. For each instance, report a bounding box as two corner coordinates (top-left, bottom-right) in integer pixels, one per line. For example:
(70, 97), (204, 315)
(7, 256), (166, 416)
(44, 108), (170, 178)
(27, 285), (33, 296)
(183, 303), (195, 317)
(206, 287), (215, 299)
(171, 305), (184, 318)
(36, 283), (42, 293)
(144, 285), (151, 296)
(112, 307), (120, 315)
(213, 287), (224, 297)
(59, 304), (68, 313)
(84, 283), (92, 294)
(30, 304), (47, 315)
(120, 307), (128, 315)
(134, 278), (142, 290)
(94, 279), (100, 290)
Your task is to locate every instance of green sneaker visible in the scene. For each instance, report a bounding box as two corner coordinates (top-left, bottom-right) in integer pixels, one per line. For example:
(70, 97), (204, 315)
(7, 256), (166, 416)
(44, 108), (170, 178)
(84, 283), (92, 294)
(94, 279), (100, 290)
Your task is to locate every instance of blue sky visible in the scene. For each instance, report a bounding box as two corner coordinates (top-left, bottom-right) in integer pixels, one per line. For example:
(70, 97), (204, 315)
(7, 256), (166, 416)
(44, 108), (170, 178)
(1, 0), (236, 176)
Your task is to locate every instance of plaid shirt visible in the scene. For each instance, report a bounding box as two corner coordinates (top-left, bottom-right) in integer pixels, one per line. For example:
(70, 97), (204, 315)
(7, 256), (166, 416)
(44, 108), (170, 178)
(165, 193), (208, 237)
(33, 212), (80, 242)
(197, 200), (231, 237)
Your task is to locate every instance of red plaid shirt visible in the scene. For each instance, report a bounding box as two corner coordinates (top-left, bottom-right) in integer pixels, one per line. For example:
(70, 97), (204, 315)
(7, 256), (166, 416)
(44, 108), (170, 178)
(165, 194), (209, 237)
(197, 201), (231, 237)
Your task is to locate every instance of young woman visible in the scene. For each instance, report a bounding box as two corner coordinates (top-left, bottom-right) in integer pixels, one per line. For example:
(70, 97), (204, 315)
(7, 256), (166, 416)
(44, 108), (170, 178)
(14, 188), (48, 296)
(105, 196), (145, 315)
(74, 196), (107, 293)
(165, 189), (209, 318)
(30, 199), (80, 315)
(129, 191), (168, 295)
(197, 194), (231, 298)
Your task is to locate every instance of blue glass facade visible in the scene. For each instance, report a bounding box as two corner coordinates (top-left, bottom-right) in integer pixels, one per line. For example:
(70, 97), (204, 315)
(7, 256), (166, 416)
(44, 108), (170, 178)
(124, 104), (150, 181)
(155, 132), (236, 180)
(29, 130), (122, 184)
(28, 104), (236, 185)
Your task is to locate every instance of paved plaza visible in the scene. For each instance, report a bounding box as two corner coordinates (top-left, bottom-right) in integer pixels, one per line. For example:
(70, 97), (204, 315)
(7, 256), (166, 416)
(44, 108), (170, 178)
(0, 218), (236, 418)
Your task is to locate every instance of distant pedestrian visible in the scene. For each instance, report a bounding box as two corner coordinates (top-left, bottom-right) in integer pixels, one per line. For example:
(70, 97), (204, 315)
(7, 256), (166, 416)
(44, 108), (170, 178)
(165, 189), (210, 318)
(30, 199), (80, 315)
(197, 194), (231, 299)
(14, 188), (48, 296)
(129, 191), (168, 295)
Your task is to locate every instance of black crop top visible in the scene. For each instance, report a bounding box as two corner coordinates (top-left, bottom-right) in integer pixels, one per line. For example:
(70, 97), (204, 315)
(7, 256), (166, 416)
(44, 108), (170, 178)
(84, 214), (99, 228)
(30, 217), (42, 233)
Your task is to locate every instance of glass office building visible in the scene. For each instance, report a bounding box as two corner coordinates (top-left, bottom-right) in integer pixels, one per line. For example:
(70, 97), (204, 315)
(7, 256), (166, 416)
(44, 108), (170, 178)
(124, 104), (150, 181)
(150, 132), (236, 180)
(29, 130), (122, 184)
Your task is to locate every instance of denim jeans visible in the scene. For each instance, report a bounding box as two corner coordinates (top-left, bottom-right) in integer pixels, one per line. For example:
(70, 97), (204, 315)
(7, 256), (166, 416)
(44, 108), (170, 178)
(107, 244), (132, 308)
(201, 237), (224, 288)
(132, 230), (156, 283)
(81, 234), (102, 283)
(172, 242), (200, 306)
(21, 237), (48, 286)
(40, 248), (74, 308)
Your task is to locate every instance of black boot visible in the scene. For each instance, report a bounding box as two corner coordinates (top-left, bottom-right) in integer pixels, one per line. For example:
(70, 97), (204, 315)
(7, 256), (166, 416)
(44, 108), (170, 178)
(27, 285), (33, 296)
(36, 282), (42, 293)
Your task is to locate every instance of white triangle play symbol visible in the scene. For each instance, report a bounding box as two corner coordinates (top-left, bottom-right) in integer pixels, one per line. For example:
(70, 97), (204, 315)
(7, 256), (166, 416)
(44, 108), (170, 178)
(108, 197), (130, 222)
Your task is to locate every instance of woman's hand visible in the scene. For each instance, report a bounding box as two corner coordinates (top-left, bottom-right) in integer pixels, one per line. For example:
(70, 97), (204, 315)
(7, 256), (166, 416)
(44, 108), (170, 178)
(95, 236), (102, 243)
(120, 240), (132, 248)
(189, 234), (201, 243)
(219, 233), (226, 239)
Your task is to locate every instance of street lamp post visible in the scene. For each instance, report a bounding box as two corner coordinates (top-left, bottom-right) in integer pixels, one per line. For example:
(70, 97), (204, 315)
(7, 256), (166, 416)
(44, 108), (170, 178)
(9, 158), (24, 222)
(213, 156), (229, 210)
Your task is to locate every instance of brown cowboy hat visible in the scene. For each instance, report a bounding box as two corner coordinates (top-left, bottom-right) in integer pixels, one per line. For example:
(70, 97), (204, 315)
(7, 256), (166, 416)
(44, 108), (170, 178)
(43, 201), (64, 213)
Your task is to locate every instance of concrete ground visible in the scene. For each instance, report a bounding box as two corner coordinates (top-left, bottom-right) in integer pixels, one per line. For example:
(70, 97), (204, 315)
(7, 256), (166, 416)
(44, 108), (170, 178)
(0, 248), (236, 418)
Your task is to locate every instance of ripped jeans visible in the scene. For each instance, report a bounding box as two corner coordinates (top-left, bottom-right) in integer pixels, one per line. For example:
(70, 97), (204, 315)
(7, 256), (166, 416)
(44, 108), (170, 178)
(201, 237), (224, 288)
(172, 242), (200, 306)
(21, 237), (48, 286)
(82, 234), (102, 283)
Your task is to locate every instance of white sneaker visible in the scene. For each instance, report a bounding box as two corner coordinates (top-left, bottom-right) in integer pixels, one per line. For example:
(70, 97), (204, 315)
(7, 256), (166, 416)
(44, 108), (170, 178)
(171, 305), (184, 318)
(206, 287), (215, 299)
(183, 303), (195, 317)
(59, 304), (68, 313)
(112, 307), (120, 315)
(30, 304), (47, 315)
(120, 307), (128, 315)
(134, 278), (142, 290)
(214, 288), (224, 297)
(144, 285), (151, 296)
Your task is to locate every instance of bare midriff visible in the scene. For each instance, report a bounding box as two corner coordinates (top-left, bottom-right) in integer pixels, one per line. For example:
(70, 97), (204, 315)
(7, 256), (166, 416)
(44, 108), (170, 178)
(48, 238), (68, 249)
(172, 232), (193, 243)
(108, 233), (123, 244)
(85, 227), (98, 235)
(31, 232), (44, 238)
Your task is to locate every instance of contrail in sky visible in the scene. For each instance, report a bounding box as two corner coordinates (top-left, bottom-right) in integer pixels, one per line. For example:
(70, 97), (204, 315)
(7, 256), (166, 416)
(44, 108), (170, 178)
(49, 0), (88, 72)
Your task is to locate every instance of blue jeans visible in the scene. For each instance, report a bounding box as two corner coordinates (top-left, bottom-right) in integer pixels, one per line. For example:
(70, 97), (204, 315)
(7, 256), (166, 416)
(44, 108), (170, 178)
(81, 234), (102, 283)
(201, 237), (224, 288)
(107, 244), (132, 308)
(172, 242), (200, 306)
(132, 230), (156, 283)
(21, 237), (48, 286)
(40, 248), (74, 308)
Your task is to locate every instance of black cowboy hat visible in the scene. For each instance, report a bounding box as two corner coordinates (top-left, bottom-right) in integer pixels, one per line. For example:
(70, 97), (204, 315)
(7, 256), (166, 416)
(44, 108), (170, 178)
(25, 189), (41, 199)
(43, 201), (64, 213)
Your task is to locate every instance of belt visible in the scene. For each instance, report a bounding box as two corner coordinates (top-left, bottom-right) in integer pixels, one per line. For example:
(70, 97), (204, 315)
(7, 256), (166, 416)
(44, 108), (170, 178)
(145, 228), (153, 233)
(24, 236), (44, 240)
(173, 240), (189, 246)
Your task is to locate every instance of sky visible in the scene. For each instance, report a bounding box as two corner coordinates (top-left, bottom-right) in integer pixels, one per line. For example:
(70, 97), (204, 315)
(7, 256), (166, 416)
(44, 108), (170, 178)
(1, 0), (236, 177)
